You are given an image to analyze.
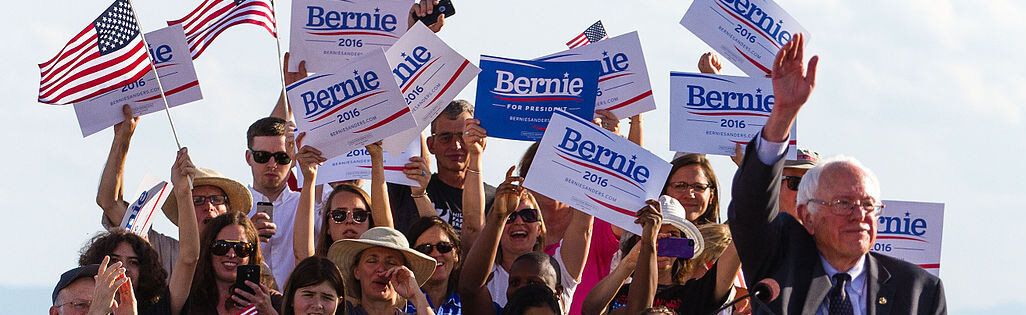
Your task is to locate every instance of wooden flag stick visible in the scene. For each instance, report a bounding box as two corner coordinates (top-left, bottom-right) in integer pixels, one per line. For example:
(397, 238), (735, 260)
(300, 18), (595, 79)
(269, 0), (293, 121)
(123, 0), (183, 151)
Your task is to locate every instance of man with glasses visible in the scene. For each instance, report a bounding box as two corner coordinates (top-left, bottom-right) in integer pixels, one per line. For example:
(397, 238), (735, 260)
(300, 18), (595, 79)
(728, 34), (945, 314)
(388, 100), (496, 233)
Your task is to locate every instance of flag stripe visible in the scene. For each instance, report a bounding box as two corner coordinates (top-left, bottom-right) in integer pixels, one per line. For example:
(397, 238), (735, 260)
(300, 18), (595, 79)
(190, 16), (275, 58)
(39, 41), (98, 92)
(41, 45), (150, 103)
(41, 39), (146, 99)
(187, 4), (275, 51)
(40, 27), (94, 69)
(169, 0), (276, 59)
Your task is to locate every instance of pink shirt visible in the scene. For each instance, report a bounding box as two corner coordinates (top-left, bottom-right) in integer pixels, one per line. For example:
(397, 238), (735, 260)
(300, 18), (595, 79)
(545, 219), (620, 315)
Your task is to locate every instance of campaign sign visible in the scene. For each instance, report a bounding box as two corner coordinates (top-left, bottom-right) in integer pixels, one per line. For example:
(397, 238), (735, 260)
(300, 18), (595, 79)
(873, 200), (945, 276)
(523, 110), (671, 235)
(290, 0), (410, 73)
(296, 139), (420, 187)
(288, 49), (416, 160)
(380, 22), (480, 155)
(669, 72), (796, 159)
(680, 0), (808, 76)
(120, 176), (172, 236)
(537, 31), (655, 119)
(74, 25), (201, 137)
(475, 56), (600, 141)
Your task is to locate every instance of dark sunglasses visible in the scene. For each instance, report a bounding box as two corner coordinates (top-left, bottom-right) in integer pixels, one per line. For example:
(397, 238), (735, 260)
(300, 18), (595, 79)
(192, 195), (228, 206)
(414, 242), (454, 255)
(506, 208), (541, 224)
(210, 240), (254, 258)
(330, 209), (370, 223)
(250, 149), (291, 165)
(782, 176), (802, 191)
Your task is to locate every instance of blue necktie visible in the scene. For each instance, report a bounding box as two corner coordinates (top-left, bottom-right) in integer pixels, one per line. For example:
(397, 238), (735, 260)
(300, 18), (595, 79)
(828, 273), (855, 315)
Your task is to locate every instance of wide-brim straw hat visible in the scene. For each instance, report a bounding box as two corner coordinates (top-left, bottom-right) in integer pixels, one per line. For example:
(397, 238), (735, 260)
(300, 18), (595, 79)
(659, 195), (706, 257)
(161, 168), (252, 226)
(328, 227), (437, 298)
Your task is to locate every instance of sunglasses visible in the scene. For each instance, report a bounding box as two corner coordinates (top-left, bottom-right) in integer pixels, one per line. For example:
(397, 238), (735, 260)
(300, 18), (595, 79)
(330, 209), (370, 223)
(782, 176), (802, 191)
(193, 195), (228, 206)
(430, 132), (462, 144)
(210, 240), (254, 258)
(505, 208), (541, 224)
(414, 242), (454, 255)
(250, 149), (291, 165)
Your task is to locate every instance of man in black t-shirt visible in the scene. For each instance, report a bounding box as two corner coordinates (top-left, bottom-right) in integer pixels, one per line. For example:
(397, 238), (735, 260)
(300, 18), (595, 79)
(388, 100), (495, 233)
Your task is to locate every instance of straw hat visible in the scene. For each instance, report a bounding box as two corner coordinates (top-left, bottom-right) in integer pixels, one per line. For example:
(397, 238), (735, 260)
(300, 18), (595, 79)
(161, 168), (252, 226)
(328, 227), (437, 298)
(659, 195), (705, 257)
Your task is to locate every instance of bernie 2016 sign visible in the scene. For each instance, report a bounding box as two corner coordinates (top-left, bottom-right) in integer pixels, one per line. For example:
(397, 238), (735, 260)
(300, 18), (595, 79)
(289, 0), (410, 73)
(474, 55), (600, 141)
(873, 200), (945, 276)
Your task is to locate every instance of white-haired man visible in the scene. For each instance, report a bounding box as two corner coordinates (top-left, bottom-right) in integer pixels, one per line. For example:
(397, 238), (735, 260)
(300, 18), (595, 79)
(728, 33), (945, 314)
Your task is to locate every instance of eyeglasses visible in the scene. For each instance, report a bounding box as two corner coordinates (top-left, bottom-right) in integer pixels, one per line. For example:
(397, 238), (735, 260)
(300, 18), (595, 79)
(210, 240), (254, 258)
(782, 176), (802, 191)
(250, 149), (292, 165)
(330, 209), (370, 223)
(668, 181), (712, 192)
(807, 199), (885, 217)
(430, 132), (462, 144)
(506, 208), (541, 224)
(56, 300), (91, 312)
(193, 195), (228, 206)
(414, 241), (454, 255)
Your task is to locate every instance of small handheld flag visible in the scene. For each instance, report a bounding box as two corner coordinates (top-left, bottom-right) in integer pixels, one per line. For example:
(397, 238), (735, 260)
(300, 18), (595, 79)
(565, 20), (608, 49)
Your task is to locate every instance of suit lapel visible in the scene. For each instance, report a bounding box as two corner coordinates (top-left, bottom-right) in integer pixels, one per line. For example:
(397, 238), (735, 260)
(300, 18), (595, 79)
(866, 254), (893, 315)
(801, 261), (831, 315)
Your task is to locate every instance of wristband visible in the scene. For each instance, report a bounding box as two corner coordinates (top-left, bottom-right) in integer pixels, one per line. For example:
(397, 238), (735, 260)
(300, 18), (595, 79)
(466, 168), (481, 174)
(411, 192), (428, 198)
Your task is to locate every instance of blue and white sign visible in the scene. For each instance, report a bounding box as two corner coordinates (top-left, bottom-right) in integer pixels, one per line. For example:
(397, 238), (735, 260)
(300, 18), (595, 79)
(289, 0), (410, 73)
(296, 138), (421, 187)
(475, 56), (600, 141)
(381, 22), (480, 156)
(74, 25), (202, 137)
(288, 49), (416, 160)
(680, 0), (809, 76)
(537, 31), (656, 119)
(669, 72), (796, 159)
(120, 175), (172, 236)
(873, 200), (944, 276)
(523, 110), (670, 235)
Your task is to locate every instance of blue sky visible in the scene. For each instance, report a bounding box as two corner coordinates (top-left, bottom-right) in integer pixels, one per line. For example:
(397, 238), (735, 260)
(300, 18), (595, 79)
(2, 0), (1024, 312)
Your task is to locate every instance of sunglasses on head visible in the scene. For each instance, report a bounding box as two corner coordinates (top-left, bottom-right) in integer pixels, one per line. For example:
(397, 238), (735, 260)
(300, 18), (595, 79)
(506, 208), (541, 224)
(414, 241), (454, 255)
(193, 195), (228, 206)
(250, 149), (291, 165)
(210, 240), (254, 258)
(782, 176), (802, 191)
(330, 209), (370, 223)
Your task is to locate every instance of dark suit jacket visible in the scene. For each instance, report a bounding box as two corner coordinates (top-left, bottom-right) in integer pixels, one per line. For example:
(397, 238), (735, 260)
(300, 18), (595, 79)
(727, 138), (946, 315)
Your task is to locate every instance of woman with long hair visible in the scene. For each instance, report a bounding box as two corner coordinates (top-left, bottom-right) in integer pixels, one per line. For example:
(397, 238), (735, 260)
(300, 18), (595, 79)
(78, 229), (168, 314)
(280, 256), (346, 315)
(406, 217), (462, 313)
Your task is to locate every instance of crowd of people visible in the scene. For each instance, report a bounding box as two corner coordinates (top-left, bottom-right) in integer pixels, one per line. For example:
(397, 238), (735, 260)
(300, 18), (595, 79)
(48, 4), (946, 315)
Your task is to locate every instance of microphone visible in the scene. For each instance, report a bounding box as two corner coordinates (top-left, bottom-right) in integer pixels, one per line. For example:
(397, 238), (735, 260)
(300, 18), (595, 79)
(705, 278), (779, 315)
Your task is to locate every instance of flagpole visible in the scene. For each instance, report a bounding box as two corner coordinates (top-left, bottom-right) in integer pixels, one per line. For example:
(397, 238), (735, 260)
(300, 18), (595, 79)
(123, 0), (183, 151)
(269, 0), (293, 121)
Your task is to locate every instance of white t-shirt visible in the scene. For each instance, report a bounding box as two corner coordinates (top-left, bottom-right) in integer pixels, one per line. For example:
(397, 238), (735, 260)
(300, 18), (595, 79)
(248, 186), (323, 286)
(486, 244), (579, 314)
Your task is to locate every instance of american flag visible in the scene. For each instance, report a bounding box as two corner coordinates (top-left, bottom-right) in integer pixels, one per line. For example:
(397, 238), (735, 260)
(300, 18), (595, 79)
(566, 20), (608, 49)
(168, 0), (277, 59)
(233, 305), (257, 315)
(38, 0), (151, 105)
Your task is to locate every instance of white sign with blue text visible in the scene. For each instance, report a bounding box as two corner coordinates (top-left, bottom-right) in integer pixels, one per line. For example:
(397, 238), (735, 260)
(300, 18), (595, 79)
(523, 110), (670, 235)
(288, 49), (416, 160)
(74, 25), (201, 137)
(296, 139), (420, 187)
(380, 22), (480, 156)
(669, 72), (796, 159)
(537, 31), (656, 119)
(475, 56), (600, 141)
(120, 175), (172, 237)
(873, 200), (944, 276)
(680, 0), (808, 76)
(289, 0), (410, 73)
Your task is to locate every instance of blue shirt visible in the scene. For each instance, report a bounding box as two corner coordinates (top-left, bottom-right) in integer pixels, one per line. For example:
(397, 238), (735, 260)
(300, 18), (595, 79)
(403, 289), (462, 315)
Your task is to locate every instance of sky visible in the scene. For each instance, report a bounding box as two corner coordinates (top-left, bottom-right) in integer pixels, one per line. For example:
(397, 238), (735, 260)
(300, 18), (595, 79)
(2, 0), (1025, 313)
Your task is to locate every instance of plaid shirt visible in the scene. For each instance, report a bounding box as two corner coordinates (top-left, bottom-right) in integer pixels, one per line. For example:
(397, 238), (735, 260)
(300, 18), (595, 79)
(403, 290), (462, 315)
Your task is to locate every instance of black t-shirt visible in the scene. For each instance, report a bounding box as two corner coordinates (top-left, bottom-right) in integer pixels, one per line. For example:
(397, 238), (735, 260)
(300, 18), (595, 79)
(608, 264), (727, 315)
(388, 174), (496, 234)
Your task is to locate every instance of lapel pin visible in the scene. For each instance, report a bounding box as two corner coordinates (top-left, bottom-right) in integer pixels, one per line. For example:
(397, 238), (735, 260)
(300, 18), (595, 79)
(878, 297), (888, 305)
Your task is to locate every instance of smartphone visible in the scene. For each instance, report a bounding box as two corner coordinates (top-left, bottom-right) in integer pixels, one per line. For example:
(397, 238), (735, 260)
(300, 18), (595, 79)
(255, 202), (273, 239)
(657, 237), (695, 258)
(416, 0), (455, 25)
(233, 264), (261, 298)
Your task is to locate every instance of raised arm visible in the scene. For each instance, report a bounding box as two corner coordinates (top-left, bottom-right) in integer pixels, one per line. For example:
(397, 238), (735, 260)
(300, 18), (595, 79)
(367, 142), (394, 228)
(614, 200), (661, 315)
(96, 105), (138, 226)
(403, 135), (436, 219)
(458, 167), (521, 313)
(461, 118), (487, 248)
(408, 0), (445, 33)
(582, 239), (641, 315)
(169, 148), (199, 315)
(270, 52), (307, 120)
(293, 133), (325, 261)
(714, 241), (741, 302)
(698, 52), (723, 75)
(560, 208), (593, 283)
(627, 114), (642, 146)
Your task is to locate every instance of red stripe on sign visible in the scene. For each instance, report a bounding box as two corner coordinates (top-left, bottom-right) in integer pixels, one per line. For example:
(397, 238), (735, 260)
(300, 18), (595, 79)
(876, 236), (928, 242)
(531, 126), (547, 131)
(357, 166), (407, 171)
(735, 46), (772, 75)
(587, 195), (635, 217)
(493, 96), (582, 102)
(423, 60), (471, 107)
(715, 1), (781, 49)
(605, 90), (653, 111)
(308, 30), (397, 38)
(598, 72), (632, 82)
(557, 151), (643, 191)
(401, 58), (440, 93)
(137, 183), (169, 233)
(135, 80), (200, 102)
(685, 110), (770, 117)
(310, 90), (387, 122)
(355, 107), (412, 133)
(918, 263), (939, 269)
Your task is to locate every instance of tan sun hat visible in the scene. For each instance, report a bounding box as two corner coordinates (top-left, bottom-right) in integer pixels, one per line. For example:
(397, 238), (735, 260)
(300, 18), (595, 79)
(161, 168), (252, 226)
(328, 227), (437, 298)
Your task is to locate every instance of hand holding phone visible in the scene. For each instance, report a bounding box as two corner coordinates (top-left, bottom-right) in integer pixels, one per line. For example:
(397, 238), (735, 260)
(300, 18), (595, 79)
(415, 0), (455, 25)
(232, 264), (261, 302)
(657, 237), (695, 258)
